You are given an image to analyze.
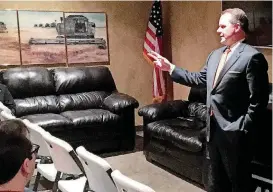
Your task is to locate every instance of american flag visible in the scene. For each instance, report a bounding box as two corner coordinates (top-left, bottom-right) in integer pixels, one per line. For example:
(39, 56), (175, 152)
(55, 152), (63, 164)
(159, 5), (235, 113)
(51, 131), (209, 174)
(143, 0), (166, 103)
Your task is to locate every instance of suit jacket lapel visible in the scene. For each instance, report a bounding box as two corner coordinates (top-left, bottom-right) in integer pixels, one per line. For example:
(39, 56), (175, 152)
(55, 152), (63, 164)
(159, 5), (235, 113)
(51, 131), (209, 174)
(210, 47), (225, 90)
(212, 43), (246, 89)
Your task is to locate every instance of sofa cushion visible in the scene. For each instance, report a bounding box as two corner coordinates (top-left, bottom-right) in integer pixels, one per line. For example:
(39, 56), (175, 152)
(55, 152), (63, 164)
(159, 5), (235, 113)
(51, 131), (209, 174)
(52, 66), (117, 95)
(147, 118), (204, 153)
(60, 109), (120, 127)
(59, 91), (109, 112)
(0, 67), (55, 99)
(15, 96), (60, 117)
(21, 113), (73, 132)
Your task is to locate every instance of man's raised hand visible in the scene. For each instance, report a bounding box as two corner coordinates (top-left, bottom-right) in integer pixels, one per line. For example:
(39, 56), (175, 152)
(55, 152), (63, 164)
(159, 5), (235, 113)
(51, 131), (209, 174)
(147, 51), (171, 72)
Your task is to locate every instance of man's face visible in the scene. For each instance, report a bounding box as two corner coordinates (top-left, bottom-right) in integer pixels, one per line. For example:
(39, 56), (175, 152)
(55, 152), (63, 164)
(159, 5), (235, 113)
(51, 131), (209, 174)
(217, 13), (239, 46)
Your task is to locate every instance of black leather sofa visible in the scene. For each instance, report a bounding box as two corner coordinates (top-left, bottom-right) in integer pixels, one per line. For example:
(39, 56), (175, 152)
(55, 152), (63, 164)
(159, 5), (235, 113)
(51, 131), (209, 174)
(138, 85), (272, 190)
(0, 66), (139, 153)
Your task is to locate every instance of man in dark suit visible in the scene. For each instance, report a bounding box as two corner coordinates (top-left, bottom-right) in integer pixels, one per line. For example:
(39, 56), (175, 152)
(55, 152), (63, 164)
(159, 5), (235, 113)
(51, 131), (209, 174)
(0, 83), (16, 115)
(148, 8), (269, 192)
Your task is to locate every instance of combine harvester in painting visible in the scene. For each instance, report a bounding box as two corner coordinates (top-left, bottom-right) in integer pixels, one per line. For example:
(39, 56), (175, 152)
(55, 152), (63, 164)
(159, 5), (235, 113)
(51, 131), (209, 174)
(29, 15), (106, 49)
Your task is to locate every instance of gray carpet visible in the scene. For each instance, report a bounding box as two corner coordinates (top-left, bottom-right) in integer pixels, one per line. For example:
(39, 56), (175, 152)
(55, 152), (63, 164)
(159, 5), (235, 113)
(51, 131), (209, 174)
(105, 151), (205, 192)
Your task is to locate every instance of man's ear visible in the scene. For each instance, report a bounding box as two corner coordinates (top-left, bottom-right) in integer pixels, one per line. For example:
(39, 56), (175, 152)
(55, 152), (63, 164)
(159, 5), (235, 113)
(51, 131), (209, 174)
(21, 158), (31, 175)
(234, 23), (241, 33)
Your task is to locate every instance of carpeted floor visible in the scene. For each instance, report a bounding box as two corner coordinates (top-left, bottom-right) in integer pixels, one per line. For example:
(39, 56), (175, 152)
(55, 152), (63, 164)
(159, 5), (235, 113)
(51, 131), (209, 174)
(29, 132), (205, 192)
(105, 151), (205, 192)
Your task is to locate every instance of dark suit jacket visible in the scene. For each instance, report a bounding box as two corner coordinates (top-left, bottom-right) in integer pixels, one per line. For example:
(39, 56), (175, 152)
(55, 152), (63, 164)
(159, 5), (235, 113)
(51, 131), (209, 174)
(0, 83), (16, 115)
(171, 43), (269, 142)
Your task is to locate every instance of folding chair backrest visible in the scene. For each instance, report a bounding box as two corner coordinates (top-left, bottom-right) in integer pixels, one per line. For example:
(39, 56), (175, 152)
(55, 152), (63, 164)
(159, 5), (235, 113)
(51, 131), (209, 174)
(0, 110), (16, 121)
(76, 146), (117, 192)
(111, 170), (156, 192)
(43, 132), (83, 175)
(0, 101), (12, 114)
(22, 119), (51, 157)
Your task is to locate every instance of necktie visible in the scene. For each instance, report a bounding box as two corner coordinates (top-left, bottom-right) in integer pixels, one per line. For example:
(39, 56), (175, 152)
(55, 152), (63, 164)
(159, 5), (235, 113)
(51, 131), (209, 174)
(213, 47), (231, 87)
(210, 47), (231, 116)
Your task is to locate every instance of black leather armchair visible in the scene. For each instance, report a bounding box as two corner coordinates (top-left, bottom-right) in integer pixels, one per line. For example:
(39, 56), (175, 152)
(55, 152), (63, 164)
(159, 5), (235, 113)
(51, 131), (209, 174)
(139, 87), (207, 185)
(0, 66), (139, 153)
(138, 85), (272, 190)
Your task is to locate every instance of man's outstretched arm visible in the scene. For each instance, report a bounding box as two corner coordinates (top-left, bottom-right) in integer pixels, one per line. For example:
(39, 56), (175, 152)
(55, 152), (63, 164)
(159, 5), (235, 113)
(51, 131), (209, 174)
(148, 50), (213, 88)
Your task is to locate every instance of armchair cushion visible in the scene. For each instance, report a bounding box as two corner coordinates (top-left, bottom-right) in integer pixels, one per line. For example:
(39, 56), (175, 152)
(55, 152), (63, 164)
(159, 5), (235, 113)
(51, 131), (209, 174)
(103, 93), (139, 114)
(146, 118), (204, 153)
(60, 109), (120, 127)
(138, 100), (188, 122)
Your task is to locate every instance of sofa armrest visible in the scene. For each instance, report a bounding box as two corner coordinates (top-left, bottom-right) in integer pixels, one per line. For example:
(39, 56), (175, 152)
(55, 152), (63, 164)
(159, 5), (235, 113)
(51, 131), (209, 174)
(103, 92), (139, 114)
(138, 100), (189, 123)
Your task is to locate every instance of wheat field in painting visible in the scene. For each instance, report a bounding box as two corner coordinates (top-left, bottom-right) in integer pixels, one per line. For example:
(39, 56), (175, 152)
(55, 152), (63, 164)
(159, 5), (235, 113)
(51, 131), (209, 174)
(0, 28), (21, 65)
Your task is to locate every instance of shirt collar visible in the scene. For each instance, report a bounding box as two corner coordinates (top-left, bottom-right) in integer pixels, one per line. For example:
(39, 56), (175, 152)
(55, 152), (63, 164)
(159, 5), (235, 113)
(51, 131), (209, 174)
(228, 38), (245, 52)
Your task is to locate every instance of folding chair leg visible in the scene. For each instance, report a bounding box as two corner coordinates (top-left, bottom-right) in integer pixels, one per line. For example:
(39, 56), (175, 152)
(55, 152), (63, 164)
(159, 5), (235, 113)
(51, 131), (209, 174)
(32, 172), (41, 192)
(52, 171), (61, 192)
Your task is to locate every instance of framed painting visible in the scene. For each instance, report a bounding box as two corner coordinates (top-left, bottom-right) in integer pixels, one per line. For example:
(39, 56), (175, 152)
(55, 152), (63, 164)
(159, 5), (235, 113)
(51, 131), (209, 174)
(222, 1), (272, 48)
(18, 10), (66, 65)
(0, 10), (21, 66)
(64, 12), (109, 65)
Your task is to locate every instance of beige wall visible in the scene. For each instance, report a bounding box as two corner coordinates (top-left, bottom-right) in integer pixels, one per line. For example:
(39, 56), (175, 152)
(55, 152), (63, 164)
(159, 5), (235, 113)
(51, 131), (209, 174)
(168, 1), (272, 100)
(0, 1), (272, 124)
(0, 1), (155, 125)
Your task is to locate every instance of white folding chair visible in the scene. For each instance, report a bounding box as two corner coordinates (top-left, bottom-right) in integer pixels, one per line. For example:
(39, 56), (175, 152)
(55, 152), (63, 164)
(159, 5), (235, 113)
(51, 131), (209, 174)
(0, 110), (16, 121)
(111, 170), (156, 192)
(76, 146), (117, 192)
(0, 101), (13, 114)
(43, 132), (87, 192)
(22, 119), (51, 157)
(22, 119), (57, 192)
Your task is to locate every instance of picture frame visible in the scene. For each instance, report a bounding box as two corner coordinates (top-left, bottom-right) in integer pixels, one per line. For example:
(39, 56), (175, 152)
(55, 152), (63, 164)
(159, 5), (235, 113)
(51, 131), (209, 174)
(18, 10), (67, 65)
(222, 1), (272, 49)
(64, 12), (109, 65)
(0, 10), (21, 66)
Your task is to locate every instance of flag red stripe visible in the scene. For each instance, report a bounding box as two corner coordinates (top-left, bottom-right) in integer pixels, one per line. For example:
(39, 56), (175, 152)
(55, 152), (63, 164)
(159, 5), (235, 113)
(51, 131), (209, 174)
(147, 27), (156, 39)
(155, 67), (163, 96)
(144, 37), (155, 51)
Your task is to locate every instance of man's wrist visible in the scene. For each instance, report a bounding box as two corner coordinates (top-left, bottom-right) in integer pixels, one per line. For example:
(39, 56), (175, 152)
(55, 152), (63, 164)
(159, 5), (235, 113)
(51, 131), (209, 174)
(168, 63), (175, 74)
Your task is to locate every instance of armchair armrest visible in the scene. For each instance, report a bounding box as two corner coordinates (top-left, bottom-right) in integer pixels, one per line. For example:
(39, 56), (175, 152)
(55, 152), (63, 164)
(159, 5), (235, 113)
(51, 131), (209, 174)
(103, 92), (139, 114)
(138, 100), (189, 123)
